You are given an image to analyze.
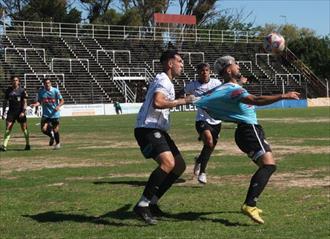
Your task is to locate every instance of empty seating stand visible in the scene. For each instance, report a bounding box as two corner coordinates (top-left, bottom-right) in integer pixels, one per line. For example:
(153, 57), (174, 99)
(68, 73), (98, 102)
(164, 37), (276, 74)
(1, 20), (324, 106)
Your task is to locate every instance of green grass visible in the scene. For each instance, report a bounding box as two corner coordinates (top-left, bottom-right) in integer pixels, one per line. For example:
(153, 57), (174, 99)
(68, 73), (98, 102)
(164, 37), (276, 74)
(0, 107), (329, 239)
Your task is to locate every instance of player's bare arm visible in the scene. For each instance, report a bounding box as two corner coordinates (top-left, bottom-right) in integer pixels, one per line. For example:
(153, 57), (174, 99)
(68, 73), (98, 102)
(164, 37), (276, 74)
(2, 100), (7, 120)
(19, 98), (28, 118)
(241, 91), (300, 106)
(153, 92), (195, 109)
(55, 98), (65, 111)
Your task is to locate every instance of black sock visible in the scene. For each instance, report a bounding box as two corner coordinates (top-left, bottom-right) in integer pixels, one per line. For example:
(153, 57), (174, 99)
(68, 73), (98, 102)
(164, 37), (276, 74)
(143, 167), (168, 200)
(198, 145), (213, 173)
(155, 172), (180, 200)
(42, 129), (53, 138)
(245, 165), (276, 207)
(54, 132), (60, 144)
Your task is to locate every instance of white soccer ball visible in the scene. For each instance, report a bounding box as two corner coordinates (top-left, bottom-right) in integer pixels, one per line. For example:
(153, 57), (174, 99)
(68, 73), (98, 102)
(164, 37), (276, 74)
(263, 32), (286, 54)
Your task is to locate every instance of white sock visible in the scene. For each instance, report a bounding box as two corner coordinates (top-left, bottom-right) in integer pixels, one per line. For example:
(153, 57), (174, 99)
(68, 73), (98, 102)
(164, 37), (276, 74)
(137, 195), (150, 207)
(150, 195), (159, 205)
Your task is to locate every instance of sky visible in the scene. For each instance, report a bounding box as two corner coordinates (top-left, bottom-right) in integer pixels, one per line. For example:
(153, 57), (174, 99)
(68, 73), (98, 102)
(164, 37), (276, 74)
(168, 0), (330, 37)
(77, 0), (330, 37)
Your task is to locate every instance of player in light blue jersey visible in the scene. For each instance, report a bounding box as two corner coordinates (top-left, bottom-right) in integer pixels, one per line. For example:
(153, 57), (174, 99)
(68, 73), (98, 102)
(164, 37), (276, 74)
(31, 79), (64, 149)
(195, 56), (300, 224)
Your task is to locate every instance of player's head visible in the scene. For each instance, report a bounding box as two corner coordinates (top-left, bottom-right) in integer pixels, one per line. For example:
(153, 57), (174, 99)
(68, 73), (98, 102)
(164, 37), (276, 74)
(10, 76), (20, 88)
(160, 49), (183, 79)
(214, 56), (241, 82)
(43, 78), (52, 90)
(196, 62), (210, 83)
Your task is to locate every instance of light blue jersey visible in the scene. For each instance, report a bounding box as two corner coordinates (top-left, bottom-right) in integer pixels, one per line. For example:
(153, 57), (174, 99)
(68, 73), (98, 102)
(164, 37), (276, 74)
(194, 82), (258, 125)
(38, 87), (63, 119)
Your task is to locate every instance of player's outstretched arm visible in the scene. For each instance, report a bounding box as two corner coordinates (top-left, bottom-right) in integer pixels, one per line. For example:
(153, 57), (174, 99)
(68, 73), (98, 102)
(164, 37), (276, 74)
(241, 91), (300, 106)
(153, 92), (196, 109)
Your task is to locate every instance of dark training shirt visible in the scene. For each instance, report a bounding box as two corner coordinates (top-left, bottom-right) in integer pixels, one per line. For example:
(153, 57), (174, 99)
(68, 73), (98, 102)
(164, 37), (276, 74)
(4, 87), (28, 113)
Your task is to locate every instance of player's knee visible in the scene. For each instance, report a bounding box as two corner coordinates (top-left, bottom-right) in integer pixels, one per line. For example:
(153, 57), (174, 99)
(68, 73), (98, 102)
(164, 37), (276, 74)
(205, 140), (215, 148)
(161, 159), (175, 172)
(173, 157), (186, 176)
(264, 164), (276, 174)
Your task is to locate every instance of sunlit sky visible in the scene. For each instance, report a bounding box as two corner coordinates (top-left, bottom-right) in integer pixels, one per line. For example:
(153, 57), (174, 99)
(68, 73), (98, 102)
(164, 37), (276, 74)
(77, 0), (330, 37)
(168, 0), (330, 36)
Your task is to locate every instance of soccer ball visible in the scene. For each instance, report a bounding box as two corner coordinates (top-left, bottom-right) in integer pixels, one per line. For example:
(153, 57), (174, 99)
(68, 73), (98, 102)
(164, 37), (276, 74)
(263, 32), (285, 54)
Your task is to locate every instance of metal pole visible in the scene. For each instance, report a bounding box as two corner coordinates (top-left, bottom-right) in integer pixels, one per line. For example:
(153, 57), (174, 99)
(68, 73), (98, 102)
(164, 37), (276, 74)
(125, 84), (127, 103)
(2, 9), (6, 35)
(326, 78), (329, 98)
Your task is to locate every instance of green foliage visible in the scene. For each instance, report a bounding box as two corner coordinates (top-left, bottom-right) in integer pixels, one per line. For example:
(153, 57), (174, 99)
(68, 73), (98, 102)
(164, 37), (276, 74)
(288, 36), (330, 79)
(258, 23), (329, 79)
(4, 0), (81, 22)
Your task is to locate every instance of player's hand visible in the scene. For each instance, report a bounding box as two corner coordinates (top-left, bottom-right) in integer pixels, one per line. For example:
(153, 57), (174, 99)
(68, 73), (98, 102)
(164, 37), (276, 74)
(19, 112), (25, 118)
(55, 106), (61, 111)
(283, 92), (300, 100)
(185, 95), (200, 104)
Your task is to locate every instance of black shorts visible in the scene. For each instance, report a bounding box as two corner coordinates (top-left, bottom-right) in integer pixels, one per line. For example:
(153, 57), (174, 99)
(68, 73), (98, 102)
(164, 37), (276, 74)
(41, 117), (60, 127)
(134, 128), (180, 159)
(195, 121), (221, 143)
(235, 123), (272, 162)
(6, 111), (27, 123)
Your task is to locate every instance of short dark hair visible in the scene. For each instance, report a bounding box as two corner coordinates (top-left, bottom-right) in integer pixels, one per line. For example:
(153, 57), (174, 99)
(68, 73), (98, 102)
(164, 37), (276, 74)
(10, 76), (20, 81)
(196, 62), (210, 72)
(43, 78), (51, 84)
(160, 49), (179, 64)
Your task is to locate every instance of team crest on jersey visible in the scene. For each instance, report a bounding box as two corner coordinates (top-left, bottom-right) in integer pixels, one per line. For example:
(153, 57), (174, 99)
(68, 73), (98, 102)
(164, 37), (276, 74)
(154, 132), (161, 139)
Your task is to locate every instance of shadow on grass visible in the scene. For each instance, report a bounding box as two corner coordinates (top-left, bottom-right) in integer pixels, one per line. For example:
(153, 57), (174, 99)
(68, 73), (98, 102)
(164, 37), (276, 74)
(23, 204), (251, 227)
(158, 210), (251, 227)
(22, 204), (143, 227)
(93, 178), (186, 187)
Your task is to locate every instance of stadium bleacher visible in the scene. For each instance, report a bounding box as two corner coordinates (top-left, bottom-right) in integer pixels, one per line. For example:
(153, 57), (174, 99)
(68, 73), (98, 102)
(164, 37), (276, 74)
(0, 21), (326, 105)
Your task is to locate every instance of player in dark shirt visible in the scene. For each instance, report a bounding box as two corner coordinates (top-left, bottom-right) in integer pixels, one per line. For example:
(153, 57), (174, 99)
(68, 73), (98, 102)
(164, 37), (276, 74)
(1, 76), (30, 151)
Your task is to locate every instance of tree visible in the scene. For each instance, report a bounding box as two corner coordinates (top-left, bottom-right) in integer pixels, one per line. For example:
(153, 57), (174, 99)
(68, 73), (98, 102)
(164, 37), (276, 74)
(1, 0), (81, 23)
(202, 7), (256, 32)
(178, 0), (218, 25)
(288, 36), (330, 79)
(119, 0), (170, 26)
(79, 0), (113, 23)
(0, 0), (29, 20)
(258, 23), (316, 44)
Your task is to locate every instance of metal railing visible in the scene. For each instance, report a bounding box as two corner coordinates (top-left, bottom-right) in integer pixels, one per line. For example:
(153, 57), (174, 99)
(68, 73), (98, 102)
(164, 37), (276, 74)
(51, 58), (90, 73)
(5, 47), (46, 63)
(24, 73), (65, 88)
(3, 20), (262, 43)
(112, 67), (153, 102)
(96, 49), (131, 63)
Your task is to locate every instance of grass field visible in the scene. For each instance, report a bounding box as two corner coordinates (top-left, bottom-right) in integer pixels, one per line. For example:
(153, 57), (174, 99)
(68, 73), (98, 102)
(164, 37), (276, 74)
(0, 107), (329, 239)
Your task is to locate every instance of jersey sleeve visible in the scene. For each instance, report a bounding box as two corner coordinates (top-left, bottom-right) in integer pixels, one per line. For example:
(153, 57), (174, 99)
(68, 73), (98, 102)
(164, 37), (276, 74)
(55, 88), (63, 100)
(154, 79), (171, 97)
